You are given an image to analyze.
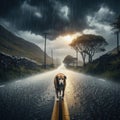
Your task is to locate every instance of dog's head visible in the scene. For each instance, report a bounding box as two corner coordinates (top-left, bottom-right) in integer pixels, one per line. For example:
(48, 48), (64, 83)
(56, 73), (66, 85)
(56, 73), (67, 81)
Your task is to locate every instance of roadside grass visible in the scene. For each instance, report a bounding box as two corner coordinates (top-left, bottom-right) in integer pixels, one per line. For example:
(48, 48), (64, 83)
(0, 66), (54, 83)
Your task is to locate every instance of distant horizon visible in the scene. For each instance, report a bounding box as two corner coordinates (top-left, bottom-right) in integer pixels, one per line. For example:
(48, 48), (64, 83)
(0, 23), (118, 63)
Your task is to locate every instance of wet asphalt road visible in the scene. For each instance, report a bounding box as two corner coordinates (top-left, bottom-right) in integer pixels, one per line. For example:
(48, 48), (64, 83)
(0, 65), (120, 120)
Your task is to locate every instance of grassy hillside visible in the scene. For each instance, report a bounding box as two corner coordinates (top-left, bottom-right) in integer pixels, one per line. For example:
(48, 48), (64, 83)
(68, 48), (120, 82)
(0, 25), (52, 64)
(83, 49), (120, 81)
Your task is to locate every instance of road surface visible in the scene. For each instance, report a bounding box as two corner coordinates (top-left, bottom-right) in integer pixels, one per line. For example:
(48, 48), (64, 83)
(0, 64), (120, 120)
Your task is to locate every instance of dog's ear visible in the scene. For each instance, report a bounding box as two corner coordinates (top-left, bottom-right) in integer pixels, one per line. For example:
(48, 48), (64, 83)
(56, 76), (58, 80)
(64, 76), (67, 80)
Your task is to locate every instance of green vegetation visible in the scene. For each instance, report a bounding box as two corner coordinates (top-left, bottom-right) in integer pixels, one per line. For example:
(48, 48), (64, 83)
(0, 63), (55, 83)
(0, 66), (42, 83)
(68, 51), (120, 82)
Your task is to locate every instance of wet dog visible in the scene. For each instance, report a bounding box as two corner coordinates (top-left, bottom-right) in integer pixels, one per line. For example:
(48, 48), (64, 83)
(54, 73), (67, 100)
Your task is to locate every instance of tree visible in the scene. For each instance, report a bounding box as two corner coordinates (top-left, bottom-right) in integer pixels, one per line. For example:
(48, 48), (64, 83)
(112, 15), (120, 53)
(70, 39), (87, 66)
(70, 34), (108, 66)
(63, 55), (77, 66)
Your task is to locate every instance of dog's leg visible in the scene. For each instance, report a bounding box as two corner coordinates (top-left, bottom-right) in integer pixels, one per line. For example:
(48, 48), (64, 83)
(62, 90), (64, 97)
(56, 89), (59, 98)
(60, 89), (61, 96)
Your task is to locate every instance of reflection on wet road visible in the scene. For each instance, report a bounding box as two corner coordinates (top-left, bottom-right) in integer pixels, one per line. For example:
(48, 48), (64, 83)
(0, 64), (120, 120)
(51, 98), (70, 120)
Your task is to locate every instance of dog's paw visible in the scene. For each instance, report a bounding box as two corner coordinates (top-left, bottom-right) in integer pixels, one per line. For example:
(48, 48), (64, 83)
(56, 98), (59, 102)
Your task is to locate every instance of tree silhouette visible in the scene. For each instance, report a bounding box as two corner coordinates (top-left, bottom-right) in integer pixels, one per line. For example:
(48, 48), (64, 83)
(70, 41), (87, 66)
(70, 34), (108, 66)
(112, 15), (120, 53)
(63, 55), (76, 66)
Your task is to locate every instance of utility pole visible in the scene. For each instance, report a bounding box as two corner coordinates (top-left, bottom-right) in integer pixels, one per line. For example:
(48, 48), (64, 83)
(116, 31), (119, 53)
(115, 31), (119, 54)
(43, 33), (48, 69)
(51, 49), (54, 66)
(76, 50), (78, 67)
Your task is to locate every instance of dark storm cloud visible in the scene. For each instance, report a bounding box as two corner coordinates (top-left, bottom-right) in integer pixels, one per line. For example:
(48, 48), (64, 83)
(0, 0), (120, 39)
(0, 0), (24, 17)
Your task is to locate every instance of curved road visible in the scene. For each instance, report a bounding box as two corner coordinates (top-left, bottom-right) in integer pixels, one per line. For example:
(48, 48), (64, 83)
(0, 65), (120, 120)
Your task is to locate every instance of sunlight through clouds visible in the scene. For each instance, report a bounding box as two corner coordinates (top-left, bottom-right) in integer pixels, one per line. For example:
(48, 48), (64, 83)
(17, 31), (81, 62)
(0, 0), (119, 63)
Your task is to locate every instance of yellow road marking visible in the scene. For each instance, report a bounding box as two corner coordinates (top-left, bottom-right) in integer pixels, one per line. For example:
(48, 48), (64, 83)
(62, 99), (70, 120)
(51, 100), (59, 120)
(51, 98), (70, 120)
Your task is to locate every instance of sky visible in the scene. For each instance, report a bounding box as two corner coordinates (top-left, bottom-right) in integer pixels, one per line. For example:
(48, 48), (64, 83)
(0, 0), (120, 62)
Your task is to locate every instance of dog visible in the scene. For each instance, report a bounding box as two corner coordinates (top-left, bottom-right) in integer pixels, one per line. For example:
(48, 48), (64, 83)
(54, 73), (67, 100)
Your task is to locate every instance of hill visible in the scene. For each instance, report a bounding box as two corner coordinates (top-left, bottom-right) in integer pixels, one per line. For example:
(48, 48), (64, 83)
(0, 25), (52, 64)
(83, 48), (120, 81)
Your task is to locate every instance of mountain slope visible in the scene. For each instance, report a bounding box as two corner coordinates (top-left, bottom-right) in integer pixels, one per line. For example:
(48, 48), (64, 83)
(83, 47), (120, 81)
(0, 25), (51, 64)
